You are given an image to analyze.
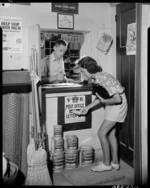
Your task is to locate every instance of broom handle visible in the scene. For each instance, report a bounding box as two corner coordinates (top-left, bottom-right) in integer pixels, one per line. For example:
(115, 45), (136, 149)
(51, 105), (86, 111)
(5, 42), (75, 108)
(31, 47), (38, 150)
(34, 80), (41, 134)
(32, 47), (41, 142)
(33, 46), (42, 119)
(32, 80), (38, 150)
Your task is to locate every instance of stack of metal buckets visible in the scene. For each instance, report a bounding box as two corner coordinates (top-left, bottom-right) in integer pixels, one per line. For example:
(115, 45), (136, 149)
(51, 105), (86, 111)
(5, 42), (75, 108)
(65, 135), (78, 170)
(50, 125), (64, 173)
(50, 125), (94, 173)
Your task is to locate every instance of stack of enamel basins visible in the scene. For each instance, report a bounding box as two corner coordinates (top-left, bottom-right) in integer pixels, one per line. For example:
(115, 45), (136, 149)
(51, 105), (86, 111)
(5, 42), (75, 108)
(50, 125), (94, 173)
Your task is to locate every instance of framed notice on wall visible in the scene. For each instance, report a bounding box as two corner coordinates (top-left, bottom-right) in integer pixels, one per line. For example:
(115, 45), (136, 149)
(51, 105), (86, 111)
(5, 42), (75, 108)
(57, 13), (74, 29)
(56, 93), (92, 132)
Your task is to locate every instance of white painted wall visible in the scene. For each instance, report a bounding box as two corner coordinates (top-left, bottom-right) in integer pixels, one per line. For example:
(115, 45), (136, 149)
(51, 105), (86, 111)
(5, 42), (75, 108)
(1, 3), (116, 74)
(141, 4), (149, 185)
(1, 3), (116, 152)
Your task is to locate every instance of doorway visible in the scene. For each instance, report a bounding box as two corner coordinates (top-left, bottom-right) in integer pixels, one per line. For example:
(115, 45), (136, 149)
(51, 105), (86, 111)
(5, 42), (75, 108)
(116, 3), (135, 167)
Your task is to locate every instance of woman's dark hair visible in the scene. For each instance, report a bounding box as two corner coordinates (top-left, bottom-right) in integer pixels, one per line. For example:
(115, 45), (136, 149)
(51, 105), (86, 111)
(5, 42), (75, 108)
(55, 39), (67, 47)
(78, 56), (102, 73)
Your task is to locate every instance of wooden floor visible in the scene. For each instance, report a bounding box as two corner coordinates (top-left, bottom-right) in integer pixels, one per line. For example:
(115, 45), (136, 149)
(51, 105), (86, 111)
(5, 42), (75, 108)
(53, 160), (134, 186)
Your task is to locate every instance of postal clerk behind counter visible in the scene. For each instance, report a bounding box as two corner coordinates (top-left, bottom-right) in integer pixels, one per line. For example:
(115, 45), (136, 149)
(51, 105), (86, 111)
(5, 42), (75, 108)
(40, 39), (78, 84)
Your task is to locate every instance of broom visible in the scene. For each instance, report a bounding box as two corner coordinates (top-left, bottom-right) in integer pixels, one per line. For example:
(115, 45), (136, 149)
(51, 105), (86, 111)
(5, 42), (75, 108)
(25, 47), (52, 185)
(25, 68), (38, 185)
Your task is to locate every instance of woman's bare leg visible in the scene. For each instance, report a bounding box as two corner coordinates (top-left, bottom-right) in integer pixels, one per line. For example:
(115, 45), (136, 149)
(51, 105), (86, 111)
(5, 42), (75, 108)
(98, 119), (116, 166)
(108, 128), (119, 164)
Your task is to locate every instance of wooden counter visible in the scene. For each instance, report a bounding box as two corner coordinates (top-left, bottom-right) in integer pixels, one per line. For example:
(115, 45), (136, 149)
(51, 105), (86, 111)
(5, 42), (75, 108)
(42, 83), (92, 94)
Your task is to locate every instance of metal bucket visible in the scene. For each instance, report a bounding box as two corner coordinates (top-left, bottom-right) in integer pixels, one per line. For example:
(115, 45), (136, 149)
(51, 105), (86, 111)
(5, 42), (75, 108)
(51, 136), (64, 153)
(53, 125), (63, 137)
(64, 149), (78, 170)
(50, 151), (64, 173)
(79, 145), (94, 166)
(65, 135), (78, 150)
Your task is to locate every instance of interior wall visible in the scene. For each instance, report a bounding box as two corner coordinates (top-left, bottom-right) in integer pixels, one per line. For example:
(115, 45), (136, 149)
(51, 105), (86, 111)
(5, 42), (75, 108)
(1, 3), (116, 74)
(141, 4), (149, 184)
(1, 3), (116, 151)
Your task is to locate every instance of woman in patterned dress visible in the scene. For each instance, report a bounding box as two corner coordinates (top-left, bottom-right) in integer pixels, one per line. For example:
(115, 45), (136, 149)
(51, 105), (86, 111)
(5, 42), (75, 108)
(78, 56), (128, 172)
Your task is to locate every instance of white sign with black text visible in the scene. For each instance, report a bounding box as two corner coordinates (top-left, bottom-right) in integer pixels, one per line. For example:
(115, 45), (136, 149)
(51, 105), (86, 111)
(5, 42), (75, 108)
(0, 16), (22, 53)
(65, 95), (85, 124)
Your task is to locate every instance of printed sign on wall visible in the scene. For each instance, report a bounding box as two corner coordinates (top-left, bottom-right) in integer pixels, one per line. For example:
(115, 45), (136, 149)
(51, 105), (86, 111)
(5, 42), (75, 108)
(0, 16), (22, 53)
(65, 95), (85, 124)
(52, 3), (78, 14)
(126, 23), (136, 55)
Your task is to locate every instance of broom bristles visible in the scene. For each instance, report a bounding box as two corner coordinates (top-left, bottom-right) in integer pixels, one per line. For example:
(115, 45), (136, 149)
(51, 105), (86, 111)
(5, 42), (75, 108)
(26, 164), (52, 185)
(26, 146), (52, 185)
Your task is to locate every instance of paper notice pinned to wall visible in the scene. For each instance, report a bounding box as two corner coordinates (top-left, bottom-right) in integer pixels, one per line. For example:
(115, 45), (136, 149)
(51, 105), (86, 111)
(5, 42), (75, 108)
(97, 33), (113, 54)
(0, 16), (22, 53)
(65, 95), (85, 124)
(126, 23), (136, 55)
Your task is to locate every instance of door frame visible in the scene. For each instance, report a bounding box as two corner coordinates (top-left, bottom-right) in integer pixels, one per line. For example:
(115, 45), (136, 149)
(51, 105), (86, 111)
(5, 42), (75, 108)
(134, 2), (142, 185)
(135, 3), (149, 185)
(116, 3), (135, 168)
(116, 3), (143, 185)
